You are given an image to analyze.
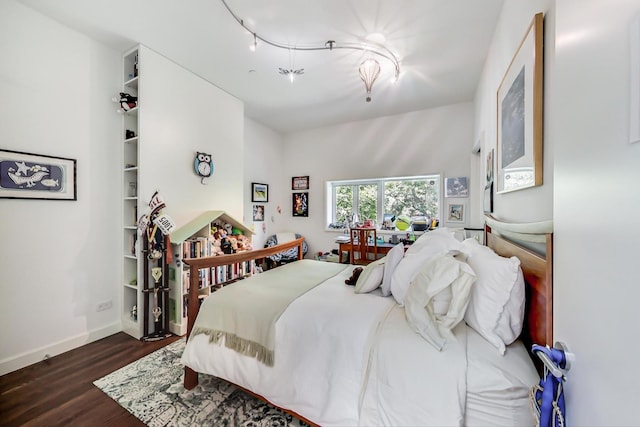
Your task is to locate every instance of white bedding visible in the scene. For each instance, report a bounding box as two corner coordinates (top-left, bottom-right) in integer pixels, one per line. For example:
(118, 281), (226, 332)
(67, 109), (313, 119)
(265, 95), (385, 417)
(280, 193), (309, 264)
(181, 260), (538, 426)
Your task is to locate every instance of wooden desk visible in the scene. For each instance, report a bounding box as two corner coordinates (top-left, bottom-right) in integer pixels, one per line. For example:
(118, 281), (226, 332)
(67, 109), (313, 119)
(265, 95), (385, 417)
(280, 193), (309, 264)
(338, 241), (409, 264)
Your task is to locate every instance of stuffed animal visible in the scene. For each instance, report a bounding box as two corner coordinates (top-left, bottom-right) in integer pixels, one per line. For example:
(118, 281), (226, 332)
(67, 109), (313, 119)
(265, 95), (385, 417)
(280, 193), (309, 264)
(112, 92), (138, 112)
(345, 267), (364, 286)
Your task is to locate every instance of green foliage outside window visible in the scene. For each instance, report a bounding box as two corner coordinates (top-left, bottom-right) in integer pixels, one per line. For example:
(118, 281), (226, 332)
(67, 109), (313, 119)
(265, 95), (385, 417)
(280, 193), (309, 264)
(331, 175), (440, 227)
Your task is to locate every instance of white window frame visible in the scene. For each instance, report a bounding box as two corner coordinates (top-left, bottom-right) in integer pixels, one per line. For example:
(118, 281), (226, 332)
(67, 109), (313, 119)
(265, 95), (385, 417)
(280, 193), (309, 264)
(325, 174), (442, 231)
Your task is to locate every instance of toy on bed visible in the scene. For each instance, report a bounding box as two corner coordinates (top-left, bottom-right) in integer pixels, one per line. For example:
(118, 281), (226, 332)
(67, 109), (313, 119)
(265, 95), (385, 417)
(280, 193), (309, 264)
(344, 267), (363, 286)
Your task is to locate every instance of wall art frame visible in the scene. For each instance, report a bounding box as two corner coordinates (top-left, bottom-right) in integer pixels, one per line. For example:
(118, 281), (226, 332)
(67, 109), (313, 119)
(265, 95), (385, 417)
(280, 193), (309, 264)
(0, 149), (77, 200)
(252, 204), (265, 221)
(446, 201), (466, 223)
(496, 12), (544, 194)
(251, 182), (268, 202)
(291, 175), (309, 190)
(444, 176), (469, 197)
(292, 192), (308, 217)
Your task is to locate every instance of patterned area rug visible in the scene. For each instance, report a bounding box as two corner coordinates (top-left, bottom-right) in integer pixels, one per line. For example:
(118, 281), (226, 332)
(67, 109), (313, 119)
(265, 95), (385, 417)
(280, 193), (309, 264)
(94, 339), (307, 427)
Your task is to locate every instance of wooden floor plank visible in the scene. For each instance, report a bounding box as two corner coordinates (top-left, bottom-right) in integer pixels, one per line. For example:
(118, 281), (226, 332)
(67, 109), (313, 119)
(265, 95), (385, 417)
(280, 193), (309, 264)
(0, 332), (180, 427)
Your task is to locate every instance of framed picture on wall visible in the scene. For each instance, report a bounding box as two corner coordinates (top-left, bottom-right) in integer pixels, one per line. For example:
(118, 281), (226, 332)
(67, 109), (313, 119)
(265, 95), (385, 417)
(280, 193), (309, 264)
(446, 201), (465, 223)
(292, 176), (309, 190)
(496, 13), (543, 193)
(292, 192), (308, 217)
(483, 182), (494, 213)
(445, 177), (469, 197)
(0, 149), (77, 200)
(252, 204), (265, 221)
(251, 182), (268, 202)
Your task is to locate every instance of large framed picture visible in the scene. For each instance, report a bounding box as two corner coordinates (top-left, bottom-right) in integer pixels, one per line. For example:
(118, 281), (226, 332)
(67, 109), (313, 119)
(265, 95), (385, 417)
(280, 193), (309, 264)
(0, 149), (77, 200)
(292, 192), (308, 217)
(251, 182), (268, 202)
(496, 12), (544, 193)
(291, 176), (309, 190)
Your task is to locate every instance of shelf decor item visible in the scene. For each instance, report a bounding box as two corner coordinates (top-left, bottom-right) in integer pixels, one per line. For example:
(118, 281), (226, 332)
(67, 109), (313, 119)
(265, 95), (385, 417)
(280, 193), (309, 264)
(0, 149), (77, 200)
(291, 175), (309, 190)
(251, 182), (269, 202)
(496, 12), (544, 194)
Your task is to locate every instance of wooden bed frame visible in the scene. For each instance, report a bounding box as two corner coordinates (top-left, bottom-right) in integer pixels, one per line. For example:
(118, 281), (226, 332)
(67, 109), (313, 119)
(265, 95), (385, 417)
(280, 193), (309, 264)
(181, 221), (553, 422)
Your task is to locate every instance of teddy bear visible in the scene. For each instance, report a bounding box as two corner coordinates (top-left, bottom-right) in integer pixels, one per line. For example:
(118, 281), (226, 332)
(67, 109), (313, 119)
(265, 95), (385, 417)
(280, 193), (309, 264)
(345, 267), (364, 286)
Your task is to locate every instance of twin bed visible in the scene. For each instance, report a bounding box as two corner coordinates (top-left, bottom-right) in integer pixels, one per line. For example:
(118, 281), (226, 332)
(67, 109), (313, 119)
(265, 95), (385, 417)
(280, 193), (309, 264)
(180, 218), (553, 426)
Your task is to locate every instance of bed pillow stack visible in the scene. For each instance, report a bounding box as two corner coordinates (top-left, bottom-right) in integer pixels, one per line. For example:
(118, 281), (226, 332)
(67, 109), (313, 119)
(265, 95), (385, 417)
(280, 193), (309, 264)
(389, 228), (463, 305)
(460, 238), (526, 354)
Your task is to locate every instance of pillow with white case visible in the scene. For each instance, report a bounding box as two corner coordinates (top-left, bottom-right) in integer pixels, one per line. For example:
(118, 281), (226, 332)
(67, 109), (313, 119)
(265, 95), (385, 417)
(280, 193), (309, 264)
(461, 238), (526, 355)
(355, 257), (386, 294)
(380, 243), (405, 297)
(404, 253), (476, 351)
(390, 229), (463, 305)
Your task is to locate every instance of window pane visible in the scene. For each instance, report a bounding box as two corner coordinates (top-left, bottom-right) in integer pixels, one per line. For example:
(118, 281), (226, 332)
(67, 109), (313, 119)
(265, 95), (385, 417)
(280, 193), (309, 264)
(384, 178), (439, 219)
(358, 184), (377, 222)
(335, 185), (353, 224)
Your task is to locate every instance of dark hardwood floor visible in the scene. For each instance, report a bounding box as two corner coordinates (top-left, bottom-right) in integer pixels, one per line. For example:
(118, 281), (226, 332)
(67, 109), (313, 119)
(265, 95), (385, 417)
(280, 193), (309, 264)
(0, 332), (181, 427)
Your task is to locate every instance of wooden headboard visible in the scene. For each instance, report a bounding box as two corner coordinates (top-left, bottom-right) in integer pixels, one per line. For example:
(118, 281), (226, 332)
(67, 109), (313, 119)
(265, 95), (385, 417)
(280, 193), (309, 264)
(484, 216), (553, 350)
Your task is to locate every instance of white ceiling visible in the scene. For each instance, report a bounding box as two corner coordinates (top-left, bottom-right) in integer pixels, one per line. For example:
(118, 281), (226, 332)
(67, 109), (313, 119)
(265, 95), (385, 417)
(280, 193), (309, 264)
(18, 0), (504, 134)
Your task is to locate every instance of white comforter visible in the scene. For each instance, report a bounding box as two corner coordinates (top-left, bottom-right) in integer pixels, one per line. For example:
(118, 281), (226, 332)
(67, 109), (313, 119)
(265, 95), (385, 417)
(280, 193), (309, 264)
(181, 262), (537, 426)
(181, 264), (396, 426)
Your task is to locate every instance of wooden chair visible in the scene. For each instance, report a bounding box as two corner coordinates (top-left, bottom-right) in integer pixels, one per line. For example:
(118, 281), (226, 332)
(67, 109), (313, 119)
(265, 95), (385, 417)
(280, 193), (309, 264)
(349, 227), (378, 265)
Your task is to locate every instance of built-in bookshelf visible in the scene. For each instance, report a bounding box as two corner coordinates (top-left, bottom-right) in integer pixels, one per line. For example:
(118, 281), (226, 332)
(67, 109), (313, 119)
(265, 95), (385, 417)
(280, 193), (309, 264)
(168, 211), (254, 336)
(120, 46), (142, 339)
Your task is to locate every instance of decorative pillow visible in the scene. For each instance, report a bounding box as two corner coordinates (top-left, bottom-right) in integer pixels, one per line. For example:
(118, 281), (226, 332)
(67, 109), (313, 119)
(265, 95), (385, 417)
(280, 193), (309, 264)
(390, 229), (463, 305)
(404, 254), (476, 351)
(355, 257), (386, 294)
(380, 243), (405, 297)
(461, 238), (526, 355)
(276, 232), (297, 243)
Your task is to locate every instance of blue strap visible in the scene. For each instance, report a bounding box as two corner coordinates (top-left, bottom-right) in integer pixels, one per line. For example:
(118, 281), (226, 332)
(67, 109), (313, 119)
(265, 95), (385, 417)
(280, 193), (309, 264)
(532, 344), (566, 427)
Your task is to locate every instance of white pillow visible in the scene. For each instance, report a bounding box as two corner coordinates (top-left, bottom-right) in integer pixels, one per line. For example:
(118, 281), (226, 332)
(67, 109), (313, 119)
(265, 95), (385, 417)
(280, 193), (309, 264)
(390, 229), (463, 305)
(380, 243), (405, 297)
(276, 232), (297, 243)
(461, 238), (526, 355)
(355, 257), (386, 293)
(404, 254), (476, 351)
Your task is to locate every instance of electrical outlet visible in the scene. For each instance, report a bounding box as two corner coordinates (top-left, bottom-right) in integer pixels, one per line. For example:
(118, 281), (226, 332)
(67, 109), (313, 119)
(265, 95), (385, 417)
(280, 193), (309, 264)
(97, 300), (113, 312)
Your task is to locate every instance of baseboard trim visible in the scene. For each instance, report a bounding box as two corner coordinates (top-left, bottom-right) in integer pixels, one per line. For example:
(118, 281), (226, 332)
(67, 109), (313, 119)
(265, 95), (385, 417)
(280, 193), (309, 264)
(0, 322), (122, 376)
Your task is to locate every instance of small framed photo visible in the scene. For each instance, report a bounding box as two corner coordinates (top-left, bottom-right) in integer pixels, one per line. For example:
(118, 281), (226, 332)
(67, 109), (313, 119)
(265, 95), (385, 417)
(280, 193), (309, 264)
(292, 176), (309, 190)
(252, 204), (265, 221)
(446, 201), (466, 223)
(0, 149), (77, 200)
(483, 182), (494, 213)
(292, 192), (308, 217)
(251, 182), (268, 202)
(445, 177), (469, 197)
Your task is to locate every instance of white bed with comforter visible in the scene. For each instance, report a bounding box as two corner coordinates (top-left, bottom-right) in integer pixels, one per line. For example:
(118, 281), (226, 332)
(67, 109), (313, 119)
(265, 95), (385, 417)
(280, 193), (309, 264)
(181, 223), (553, 426)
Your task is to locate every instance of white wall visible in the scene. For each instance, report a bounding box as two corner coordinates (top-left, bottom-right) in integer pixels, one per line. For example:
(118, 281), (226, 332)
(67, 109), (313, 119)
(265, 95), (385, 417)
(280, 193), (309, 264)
(138, 45), (244, 224)
(0, 1), (121, 374)
(278, 103), (475, 256)
(243, 118), (286, 249)
(474, 0), (554, 222)
(553, 1), (640, 424)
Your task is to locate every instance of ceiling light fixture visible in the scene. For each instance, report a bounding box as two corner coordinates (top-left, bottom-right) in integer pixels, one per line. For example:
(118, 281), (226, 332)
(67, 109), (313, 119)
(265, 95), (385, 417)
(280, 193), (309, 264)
(359, 58), (381, 102)
(220, 0), (400, 102)
(279, 67), (305, 83)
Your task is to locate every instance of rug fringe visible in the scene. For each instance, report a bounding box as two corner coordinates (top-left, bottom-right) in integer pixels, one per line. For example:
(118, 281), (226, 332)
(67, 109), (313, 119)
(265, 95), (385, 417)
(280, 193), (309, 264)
(192, 327), (275, 367)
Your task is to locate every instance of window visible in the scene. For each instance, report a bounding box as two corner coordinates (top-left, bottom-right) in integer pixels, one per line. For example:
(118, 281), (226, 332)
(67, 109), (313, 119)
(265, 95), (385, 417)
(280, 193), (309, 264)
(326, 174), (441, 230)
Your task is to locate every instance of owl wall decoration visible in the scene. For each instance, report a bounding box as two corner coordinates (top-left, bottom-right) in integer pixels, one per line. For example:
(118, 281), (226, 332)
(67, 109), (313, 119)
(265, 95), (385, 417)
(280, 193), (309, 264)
(194, 151), (214, 184)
